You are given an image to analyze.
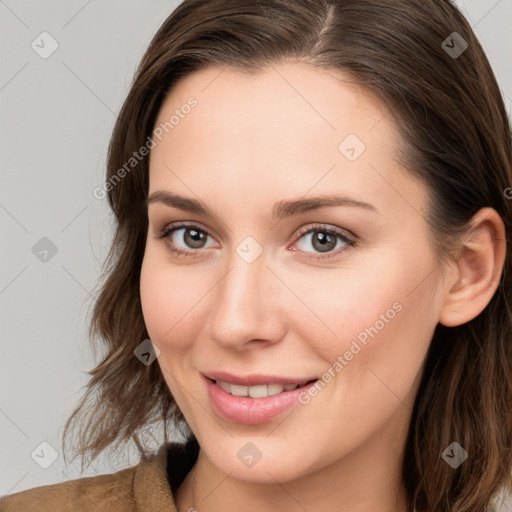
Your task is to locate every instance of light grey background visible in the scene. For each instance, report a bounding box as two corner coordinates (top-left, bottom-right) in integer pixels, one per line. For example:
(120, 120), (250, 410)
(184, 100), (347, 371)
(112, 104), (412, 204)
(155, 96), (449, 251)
(1, 0), (511, 501)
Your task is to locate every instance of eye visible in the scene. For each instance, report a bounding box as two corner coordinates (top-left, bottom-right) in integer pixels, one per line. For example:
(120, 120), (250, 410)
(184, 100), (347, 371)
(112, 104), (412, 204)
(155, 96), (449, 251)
(155, 222), (357, 260)
(155, 222), (218, 258)
(290, 224), (357, 260)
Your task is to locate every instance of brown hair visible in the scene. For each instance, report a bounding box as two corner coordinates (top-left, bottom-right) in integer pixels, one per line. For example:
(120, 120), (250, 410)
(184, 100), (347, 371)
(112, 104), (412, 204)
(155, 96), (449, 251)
(63, 0), (512, 510)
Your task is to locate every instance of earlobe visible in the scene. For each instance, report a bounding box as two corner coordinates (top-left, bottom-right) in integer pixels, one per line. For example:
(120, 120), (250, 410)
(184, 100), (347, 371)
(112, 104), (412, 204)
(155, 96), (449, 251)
(439, 208), (506, 328)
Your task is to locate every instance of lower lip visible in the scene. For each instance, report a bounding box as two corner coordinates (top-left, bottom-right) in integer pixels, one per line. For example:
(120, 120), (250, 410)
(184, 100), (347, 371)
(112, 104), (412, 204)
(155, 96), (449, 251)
(204, 376), (318, 424)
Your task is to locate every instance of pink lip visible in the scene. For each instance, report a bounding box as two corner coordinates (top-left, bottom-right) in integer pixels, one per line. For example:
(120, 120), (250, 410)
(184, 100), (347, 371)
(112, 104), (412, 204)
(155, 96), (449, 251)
(203, 374), (318, 424)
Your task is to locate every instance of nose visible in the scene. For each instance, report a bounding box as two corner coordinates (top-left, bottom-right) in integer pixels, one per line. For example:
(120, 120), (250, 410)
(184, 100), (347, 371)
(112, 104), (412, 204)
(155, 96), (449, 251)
(207, 250), (289, 351)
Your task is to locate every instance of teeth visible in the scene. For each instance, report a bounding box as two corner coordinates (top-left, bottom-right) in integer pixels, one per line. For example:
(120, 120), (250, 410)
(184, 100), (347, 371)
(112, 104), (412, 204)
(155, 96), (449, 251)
(267, 384), (284, 396)
(215, 380), (302, 398)
(248, 385), (267, 398)
(218, 381), (231, 393)
(230, 384), (248, 397)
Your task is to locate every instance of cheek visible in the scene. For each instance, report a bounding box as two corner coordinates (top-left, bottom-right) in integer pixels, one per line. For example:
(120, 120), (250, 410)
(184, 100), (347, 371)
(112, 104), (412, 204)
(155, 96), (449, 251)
(139, 246), (221, 357)
(140, 251), (194, 350)
(139, 251), (205, 405)
(297, 246), (438, 389)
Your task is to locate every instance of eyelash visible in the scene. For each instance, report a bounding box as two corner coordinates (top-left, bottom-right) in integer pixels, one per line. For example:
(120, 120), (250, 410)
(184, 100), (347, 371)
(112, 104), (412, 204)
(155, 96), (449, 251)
(155, 221), (357, 260)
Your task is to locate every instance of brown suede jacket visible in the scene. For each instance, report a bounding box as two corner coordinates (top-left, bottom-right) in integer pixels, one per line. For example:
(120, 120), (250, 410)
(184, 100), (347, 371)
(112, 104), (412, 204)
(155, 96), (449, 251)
(0, 437), (199, 511)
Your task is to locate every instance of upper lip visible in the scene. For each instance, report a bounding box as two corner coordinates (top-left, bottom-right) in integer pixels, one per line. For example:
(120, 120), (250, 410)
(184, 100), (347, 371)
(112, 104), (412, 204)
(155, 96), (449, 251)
(203, 371), (318, 387)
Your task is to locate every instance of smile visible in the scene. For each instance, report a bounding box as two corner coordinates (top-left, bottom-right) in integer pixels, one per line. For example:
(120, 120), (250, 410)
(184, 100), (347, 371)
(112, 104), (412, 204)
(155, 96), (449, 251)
(213, 379), (314, 398)
(203, 373), (320, 424)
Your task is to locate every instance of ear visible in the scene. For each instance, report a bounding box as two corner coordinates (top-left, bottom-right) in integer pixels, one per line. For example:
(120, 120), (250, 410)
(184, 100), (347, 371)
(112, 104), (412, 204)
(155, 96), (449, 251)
(439, 207), (507, 328)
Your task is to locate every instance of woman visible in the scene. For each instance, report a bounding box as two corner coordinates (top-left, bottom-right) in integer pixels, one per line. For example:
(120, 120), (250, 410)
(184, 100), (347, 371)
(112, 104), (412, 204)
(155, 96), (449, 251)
(2, 0), (511, 510)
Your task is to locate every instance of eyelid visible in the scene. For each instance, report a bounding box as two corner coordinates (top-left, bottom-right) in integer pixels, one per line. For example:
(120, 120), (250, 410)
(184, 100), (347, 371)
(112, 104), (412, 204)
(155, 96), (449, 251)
(155, 220), (214, 239)
(293, 223), (356, 244)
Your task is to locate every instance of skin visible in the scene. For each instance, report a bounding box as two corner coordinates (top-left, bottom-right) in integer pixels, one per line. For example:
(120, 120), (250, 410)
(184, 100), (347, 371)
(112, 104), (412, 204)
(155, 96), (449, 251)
(139, 61), (506, 512)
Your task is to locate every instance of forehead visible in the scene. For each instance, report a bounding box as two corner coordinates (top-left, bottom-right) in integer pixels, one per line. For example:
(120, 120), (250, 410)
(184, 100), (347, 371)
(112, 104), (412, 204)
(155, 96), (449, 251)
(155, 61), (388, 143)
(148, 62), (428, 222)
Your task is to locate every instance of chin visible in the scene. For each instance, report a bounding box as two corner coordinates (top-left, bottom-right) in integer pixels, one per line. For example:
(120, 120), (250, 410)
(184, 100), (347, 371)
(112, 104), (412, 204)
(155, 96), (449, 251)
(196, 432), (323, 484)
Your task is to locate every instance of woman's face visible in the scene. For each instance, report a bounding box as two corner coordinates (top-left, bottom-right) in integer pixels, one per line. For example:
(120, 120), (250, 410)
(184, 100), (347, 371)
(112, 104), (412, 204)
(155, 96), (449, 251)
(140, 61), (449, 483)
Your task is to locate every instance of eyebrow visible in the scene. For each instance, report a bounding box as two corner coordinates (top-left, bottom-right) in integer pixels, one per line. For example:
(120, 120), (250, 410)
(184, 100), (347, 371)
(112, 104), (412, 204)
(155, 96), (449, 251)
(147, 190), (378, 222)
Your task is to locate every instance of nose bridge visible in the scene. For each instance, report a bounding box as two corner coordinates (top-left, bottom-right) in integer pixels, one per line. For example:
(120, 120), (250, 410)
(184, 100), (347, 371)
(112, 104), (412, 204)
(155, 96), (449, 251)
(208, 248), (286, 348)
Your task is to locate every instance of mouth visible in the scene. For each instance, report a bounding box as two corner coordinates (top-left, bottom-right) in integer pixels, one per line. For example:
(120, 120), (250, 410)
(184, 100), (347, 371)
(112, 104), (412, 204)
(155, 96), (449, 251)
(208, 378), (318, 398)
(202, 372), (320, 424)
